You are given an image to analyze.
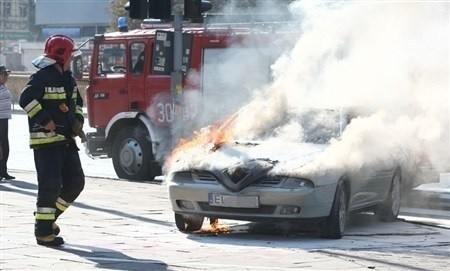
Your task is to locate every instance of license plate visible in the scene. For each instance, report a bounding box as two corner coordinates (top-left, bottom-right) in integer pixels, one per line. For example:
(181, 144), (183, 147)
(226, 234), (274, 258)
(209, 193), (259, 208)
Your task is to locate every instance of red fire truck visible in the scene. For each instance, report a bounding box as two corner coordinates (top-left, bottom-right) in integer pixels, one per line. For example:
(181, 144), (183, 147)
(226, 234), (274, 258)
(73, 20), (295, 181)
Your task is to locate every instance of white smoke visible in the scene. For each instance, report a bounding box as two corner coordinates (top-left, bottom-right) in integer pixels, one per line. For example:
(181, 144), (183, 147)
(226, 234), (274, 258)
(229, 1), (449, 174)
(167, 1), (449, 182)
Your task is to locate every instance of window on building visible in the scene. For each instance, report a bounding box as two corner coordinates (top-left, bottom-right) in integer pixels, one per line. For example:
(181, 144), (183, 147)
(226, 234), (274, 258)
(3, 2), (11, 17)
(20, 3), (28, 17)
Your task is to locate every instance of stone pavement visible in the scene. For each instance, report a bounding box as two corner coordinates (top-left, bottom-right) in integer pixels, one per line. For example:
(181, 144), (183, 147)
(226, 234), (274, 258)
(1, 170), (450, 271)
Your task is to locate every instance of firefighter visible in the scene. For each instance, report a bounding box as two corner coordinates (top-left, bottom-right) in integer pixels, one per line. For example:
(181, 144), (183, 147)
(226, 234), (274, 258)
(19, 35), (85, 246)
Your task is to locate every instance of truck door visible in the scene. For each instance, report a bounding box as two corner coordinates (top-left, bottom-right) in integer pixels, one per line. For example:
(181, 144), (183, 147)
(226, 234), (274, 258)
(128, 41), (147, 110)
(89, 42), (128, 127)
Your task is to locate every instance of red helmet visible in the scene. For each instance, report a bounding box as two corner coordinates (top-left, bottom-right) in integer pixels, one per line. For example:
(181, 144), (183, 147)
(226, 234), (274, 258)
(43, 35), (77, 64)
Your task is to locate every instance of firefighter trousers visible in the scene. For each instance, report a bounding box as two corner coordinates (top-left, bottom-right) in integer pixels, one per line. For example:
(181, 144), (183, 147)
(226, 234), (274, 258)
(33, 141), (85, 237)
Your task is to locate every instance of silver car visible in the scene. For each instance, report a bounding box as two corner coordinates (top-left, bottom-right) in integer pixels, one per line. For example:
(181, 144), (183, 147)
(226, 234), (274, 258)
(167, 109), (402, 239)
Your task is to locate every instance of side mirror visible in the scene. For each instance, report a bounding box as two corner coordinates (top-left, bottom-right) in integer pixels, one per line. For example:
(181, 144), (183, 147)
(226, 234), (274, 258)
(72, 55), (83, 79)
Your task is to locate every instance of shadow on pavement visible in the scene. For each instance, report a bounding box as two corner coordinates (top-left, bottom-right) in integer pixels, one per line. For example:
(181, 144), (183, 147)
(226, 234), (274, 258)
(3, 178), (38, 190)
(51, 244), (172, 270)
(1, 179), (173, 227)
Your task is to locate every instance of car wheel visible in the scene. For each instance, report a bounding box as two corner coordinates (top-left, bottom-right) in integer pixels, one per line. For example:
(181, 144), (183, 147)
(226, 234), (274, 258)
(319, 180), (347, 239)
(174, 213), (204, 232)
(112, 126), (156, 181)
(374, 170), (401, 222)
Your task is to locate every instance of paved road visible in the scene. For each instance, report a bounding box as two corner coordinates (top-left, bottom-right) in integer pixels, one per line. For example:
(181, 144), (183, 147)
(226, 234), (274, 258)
(1, 170), (449, 271)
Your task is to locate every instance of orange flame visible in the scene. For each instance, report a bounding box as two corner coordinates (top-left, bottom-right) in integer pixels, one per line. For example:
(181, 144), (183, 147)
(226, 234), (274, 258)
(196, 218), (231, 234)
(167, 113), (239, 165)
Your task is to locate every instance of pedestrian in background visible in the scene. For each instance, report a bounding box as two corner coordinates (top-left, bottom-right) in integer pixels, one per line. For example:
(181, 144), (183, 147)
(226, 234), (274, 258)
(19, 35), (85, 246)
(0, 65), (15, 181)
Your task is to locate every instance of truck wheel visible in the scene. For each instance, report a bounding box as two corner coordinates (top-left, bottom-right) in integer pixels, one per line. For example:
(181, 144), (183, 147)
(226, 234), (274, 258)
(175, 213), (204, 232)
(112, 126), (153, 181)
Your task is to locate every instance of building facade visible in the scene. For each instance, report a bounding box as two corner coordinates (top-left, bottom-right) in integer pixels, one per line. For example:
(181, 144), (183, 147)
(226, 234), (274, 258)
(1, 0), (110, 71)
(0, 0), (32, 41)
(0, 0), (110, 42)
(35, 0), (110, 40)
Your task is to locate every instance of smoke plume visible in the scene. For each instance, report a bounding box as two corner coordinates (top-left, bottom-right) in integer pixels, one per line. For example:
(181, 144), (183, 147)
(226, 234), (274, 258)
(166, 1), (449, 182)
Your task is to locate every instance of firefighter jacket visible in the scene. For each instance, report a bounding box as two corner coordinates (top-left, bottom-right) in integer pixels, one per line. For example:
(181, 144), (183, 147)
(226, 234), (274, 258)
(19, 65), (84, 149)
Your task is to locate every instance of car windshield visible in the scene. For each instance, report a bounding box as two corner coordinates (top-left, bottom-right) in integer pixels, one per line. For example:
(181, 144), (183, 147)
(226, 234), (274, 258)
(264, 108), (344, 144)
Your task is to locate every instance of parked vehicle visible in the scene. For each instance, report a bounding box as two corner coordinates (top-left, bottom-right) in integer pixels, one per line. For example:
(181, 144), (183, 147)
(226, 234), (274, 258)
(167, 108), (402, 239)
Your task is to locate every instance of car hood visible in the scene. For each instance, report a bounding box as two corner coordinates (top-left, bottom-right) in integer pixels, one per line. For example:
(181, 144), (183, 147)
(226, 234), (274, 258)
(170, 139), (329, 177)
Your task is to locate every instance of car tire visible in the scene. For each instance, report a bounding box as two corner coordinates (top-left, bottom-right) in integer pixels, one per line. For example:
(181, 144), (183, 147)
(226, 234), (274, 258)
(319, 180), (347, 239)
(374, 170), (401, 222)
(112, 126), (155, 181)
(175, 213), (204, 232)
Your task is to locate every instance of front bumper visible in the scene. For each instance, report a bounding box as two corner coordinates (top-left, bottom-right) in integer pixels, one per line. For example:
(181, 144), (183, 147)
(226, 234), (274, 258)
(168, 181), (335, 221)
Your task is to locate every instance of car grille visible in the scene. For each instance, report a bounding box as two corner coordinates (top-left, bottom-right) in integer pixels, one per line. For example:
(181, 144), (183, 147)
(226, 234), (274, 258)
(224, 167), (250, 184)
(251, 178), (283, 187)
(191, 171), (283, 187)
(198, 202), (276, 214)
(192, 171), (218, 183)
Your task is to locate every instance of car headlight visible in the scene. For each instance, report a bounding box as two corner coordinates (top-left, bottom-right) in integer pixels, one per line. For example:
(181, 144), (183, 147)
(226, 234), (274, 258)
(281, 177), (314, 189)
(169, 172), (194, 183)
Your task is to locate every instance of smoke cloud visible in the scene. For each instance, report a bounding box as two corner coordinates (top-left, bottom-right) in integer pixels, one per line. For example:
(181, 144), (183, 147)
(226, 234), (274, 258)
(166, 1), (449, 184)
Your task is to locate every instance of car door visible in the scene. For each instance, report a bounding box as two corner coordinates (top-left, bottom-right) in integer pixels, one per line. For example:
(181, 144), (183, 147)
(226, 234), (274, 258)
(348, 168), (381, 210)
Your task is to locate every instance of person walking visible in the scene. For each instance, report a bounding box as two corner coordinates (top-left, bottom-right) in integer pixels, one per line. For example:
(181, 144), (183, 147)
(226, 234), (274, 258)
(19, 35), (86, 246)
(0, 65), (15, 181)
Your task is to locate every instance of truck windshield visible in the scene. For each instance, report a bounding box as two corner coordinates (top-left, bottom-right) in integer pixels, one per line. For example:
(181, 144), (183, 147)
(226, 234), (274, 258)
(96, 43), (126, 76)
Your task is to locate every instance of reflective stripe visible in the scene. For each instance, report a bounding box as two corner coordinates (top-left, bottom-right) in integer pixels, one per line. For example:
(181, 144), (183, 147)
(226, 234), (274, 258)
(35, 207), (56, 220)
(24, 99), (42, 118)
(56, 197), (70, 211)
(43, 93), (66, 100)
(30, 131), (57, 139)
(30, 133), (66, 145)
(76, 107), (83, 116)
(35, 213), (55, 220)
(36, 207), (56, 213)
(55, 202), (68, 212)
(45, 87), (65, 93)
(43, 87), (66, 100)
(72, 92), (78, 98)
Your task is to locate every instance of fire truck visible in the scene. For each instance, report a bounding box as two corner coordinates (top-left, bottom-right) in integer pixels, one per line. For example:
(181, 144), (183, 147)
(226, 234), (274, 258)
(72, 18), (296, 181)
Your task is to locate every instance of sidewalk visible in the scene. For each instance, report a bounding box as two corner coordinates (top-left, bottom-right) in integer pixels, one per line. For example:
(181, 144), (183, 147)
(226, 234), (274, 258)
(0, 171), (189, 271)
(2, 170), (450, 271)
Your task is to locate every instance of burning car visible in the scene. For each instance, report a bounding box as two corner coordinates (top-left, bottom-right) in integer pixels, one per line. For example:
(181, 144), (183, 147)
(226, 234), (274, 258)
(167, 108), (402, 239)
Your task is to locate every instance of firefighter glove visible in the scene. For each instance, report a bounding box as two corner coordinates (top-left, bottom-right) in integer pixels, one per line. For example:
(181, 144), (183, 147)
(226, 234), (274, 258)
(72, 119), (87, 143)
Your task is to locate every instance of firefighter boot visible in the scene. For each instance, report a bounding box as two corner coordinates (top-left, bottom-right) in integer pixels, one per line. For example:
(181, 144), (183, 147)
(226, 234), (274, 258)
(34, 211), (60, 236)
(36, 234), (64, 246)
(35, 221), (64, 246)
(52, 223), (61, 236)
